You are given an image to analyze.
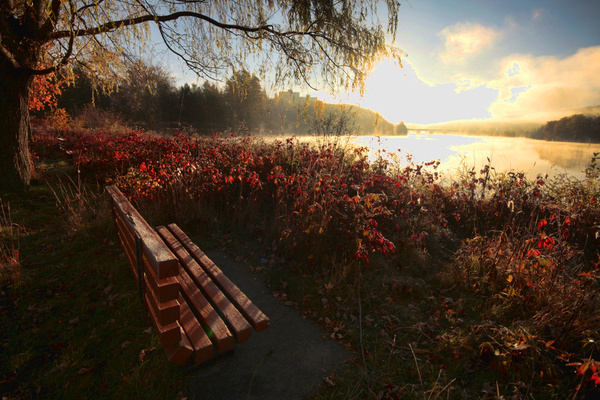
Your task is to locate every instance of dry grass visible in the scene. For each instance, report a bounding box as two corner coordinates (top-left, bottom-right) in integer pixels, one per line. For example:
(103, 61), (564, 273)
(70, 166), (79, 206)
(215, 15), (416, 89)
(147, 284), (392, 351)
(0, 199), (22, 290)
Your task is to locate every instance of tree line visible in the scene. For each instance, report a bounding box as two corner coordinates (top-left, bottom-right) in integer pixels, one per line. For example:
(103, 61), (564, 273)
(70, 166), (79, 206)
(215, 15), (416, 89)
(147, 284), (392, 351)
(533, 114), (600, 143)
(49, 60), (406, 136)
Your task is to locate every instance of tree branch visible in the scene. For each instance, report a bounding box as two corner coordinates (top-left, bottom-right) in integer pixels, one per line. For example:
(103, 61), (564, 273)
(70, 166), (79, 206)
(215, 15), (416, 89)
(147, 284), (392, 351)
(77, 0), (106, 15)
(27, 0), (77, 76)
(0, 40), (22, 69)
(39, 0), (63, 38)
(49, 10), (288, 40)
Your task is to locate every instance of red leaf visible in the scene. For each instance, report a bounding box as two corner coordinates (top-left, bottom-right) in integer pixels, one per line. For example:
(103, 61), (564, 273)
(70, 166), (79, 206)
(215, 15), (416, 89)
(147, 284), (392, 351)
(537, 219), (547, 231)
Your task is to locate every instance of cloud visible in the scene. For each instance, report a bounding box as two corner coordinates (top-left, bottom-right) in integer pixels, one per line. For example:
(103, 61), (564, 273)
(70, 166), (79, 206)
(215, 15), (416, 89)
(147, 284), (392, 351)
(487, 46), (600, 120)
(438, 22), (499, 64)
(532, 8), (546, 22)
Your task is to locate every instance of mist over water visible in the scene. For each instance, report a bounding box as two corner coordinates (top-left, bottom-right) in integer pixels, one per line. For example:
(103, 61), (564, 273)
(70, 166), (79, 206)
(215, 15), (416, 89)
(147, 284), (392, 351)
(354, 132), (600, 181)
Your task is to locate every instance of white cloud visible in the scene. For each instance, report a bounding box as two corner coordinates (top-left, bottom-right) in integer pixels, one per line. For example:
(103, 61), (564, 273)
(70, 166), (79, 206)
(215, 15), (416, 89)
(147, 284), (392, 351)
(438, 22), (499, 64)
(487, 46), (600, 120)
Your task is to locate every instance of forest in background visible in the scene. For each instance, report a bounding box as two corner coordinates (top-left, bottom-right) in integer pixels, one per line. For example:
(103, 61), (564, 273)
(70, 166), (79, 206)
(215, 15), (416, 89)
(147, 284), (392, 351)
(34, 58), (600, 142)
(418, 110), (600, 143)
(41, 60), (407, 137)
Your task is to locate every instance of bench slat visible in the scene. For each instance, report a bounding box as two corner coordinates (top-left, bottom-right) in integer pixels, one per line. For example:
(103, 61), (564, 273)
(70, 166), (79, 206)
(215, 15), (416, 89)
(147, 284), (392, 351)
(106, 186), (179, 279)
(114, 217), (138, 278)
(114, 211), (179, 302)
(145, 296), (181, 348)
(179, 294), (214, 364)
(168, 224), (270, 332)
(144, 274), (180, 326)
(158, 226), (252, 344)
(177, 265), (234, 353)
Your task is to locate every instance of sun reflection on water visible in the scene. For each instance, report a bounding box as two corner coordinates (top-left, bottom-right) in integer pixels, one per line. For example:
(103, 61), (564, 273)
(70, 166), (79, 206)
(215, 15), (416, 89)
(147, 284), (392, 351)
(353, 132), (600, 181)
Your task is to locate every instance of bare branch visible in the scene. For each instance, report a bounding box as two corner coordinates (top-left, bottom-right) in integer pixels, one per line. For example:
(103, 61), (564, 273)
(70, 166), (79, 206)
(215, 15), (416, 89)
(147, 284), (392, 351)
(0, 40), (21, 69)
(77, 0), (106, 15)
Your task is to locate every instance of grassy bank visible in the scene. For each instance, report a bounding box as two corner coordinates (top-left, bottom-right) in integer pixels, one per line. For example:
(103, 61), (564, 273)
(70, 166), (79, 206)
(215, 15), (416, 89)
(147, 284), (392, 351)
(0, 167), (189, 399)
(2, 127), (600, 399)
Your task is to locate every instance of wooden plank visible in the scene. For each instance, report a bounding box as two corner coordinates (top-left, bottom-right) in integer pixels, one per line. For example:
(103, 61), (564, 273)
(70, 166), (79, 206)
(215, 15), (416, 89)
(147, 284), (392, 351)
(179, 294), (214, 364)
(142, 257), (179, 304)
(113, 208), (179, 303)
(157, 226), (252, 344)
(164, 326), (193, 365)
(106, 186), (178, 279)
(143, 274), (180, 326)
(168, 224), (270, 332)
(145, 295), (181, 348)
(176, 264), (234, 353)
(115, 221), (138, 279)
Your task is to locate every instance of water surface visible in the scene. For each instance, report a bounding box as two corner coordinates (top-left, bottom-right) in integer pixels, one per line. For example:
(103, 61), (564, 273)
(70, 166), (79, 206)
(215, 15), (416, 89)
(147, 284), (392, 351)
(353, 132), (600, 180)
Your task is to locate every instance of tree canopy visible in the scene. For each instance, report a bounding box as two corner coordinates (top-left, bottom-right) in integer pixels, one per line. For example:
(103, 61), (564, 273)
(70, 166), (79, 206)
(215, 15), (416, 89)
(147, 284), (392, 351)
(0, 0), (403, 191)
(2, 0), (402, 89)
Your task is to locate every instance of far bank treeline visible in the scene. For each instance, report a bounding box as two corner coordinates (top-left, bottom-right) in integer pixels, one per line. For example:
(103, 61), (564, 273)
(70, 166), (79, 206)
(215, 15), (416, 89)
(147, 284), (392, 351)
(50, 61), (407, 136)
(534, 113), (600, 143)
(421, 111), (600, 143)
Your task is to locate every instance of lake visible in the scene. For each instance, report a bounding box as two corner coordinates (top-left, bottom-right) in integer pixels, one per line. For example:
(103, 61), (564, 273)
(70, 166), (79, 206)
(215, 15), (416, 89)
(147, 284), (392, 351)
(353, 132), (600, 181)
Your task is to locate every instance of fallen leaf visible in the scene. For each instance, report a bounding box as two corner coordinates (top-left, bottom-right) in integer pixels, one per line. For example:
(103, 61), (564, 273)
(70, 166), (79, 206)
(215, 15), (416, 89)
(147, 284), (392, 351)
(323, 375), (335, 387)
(103, 283), (115, 295)
(78, 365), (100, 375)
(480, 382), (494, 395)
(54, 362), (71, 373)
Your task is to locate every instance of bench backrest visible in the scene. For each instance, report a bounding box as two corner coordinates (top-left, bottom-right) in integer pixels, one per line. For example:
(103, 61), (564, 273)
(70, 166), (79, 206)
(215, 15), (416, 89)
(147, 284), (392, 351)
(106, 186), (182, 346)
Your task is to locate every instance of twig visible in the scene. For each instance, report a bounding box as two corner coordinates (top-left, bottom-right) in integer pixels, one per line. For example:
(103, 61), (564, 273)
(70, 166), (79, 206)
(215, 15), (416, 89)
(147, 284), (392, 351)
(409, 343), (424, 394)
(426, 370), (442, 400)
(247, 349), (272, 399)
(431, 378), (456, 400)
(387, 334), (396, 364)
(358, 286), (367, 377)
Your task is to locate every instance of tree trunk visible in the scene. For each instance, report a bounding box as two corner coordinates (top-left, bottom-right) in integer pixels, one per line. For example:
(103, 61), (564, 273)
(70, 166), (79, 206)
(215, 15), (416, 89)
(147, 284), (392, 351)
(0, 64), (33, 192)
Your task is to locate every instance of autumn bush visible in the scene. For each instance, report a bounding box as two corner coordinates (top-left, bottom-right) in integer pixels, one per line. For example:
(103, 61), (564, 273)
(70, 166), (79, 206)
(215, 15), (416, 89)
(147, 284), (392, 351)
(28, 128), (600, 398)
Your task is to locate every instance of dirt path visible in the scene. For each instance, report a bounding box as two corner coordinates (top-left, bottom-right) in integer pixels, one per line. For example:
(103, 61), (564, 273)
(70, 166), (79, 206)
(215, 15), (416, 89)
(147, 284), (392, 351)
(185, 249), (350, 399)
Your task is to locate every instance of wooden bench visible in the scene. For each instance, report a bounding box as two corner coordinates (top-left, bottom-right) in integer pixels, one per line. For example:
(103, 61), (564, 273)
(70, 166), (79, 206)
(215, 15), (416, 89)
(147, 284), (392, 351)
(106, 185), (269, 365)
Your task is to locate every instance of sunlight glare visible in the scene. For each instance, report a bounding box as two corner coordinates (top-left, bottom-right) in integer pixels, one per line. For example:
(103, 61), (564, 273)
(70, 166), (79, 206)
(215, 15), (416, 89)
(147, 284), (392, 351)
(316, 59), (498, 125)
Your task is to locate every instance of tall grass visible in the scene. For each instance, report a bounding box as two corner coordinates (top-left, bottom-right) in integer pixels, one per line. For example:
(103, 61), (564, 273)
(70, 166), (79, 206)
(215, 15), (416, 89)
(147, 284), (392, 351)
(0, 199), (21, 291)
(48, 175), (108, 235)
(0, 164), (183, 399)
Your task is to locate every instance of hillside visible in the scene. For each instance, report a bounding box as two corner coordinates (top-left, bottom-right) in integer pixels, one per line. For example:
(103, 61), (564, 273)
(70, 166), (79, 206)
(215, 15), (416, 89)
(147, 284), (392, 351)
(263, 91), (406, 136)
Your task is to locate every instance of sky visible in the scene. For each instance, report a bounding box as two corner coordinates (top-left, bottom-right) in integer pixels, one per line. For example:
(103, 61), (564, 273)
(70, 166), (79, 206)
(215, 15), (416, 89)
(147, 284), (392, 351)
(311, 0), (600, 125)
(164, 0), (600, 126)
